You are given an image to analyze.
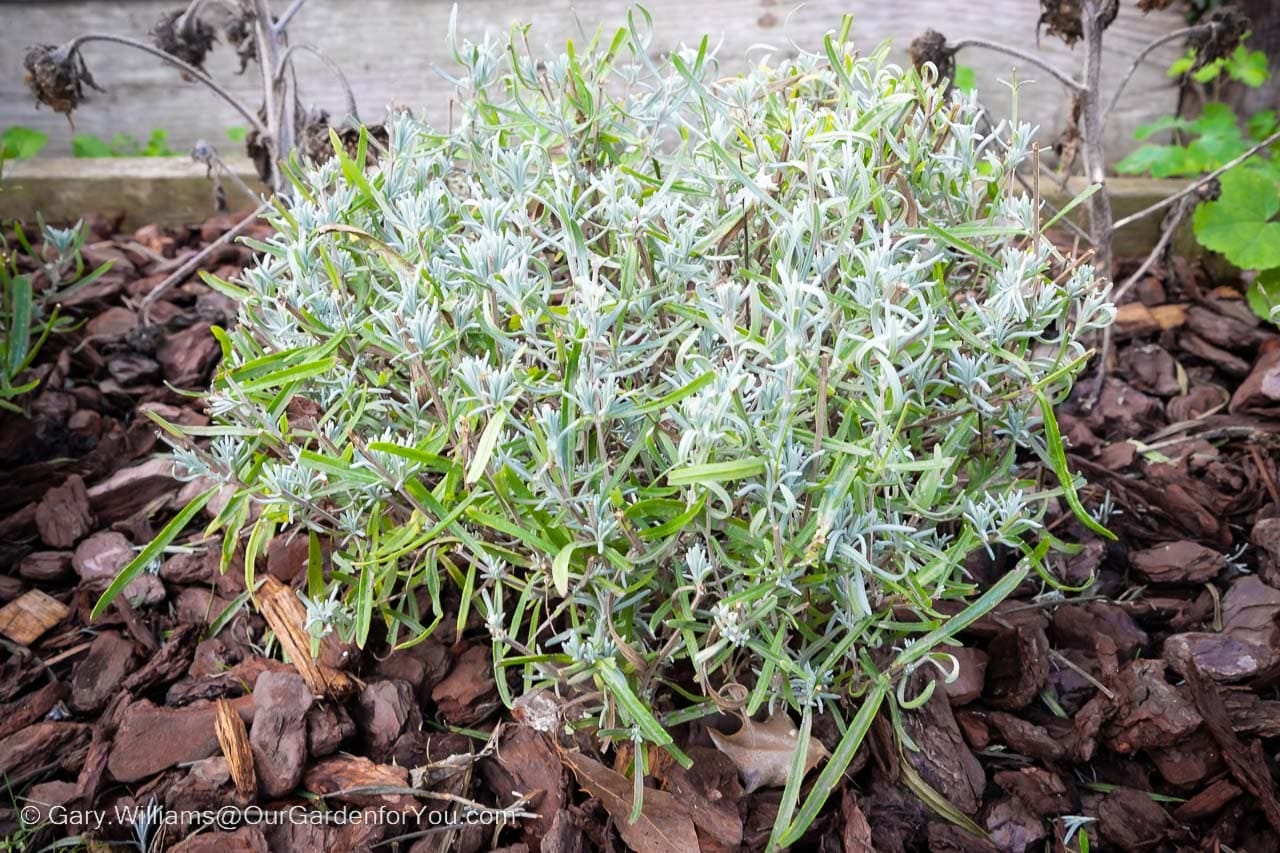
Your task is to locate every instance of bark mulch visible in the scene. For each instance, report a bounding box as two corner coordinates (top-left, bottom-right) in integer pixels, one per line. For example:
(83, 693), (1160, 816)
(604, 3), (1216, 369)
(2, 214), (1280, 852)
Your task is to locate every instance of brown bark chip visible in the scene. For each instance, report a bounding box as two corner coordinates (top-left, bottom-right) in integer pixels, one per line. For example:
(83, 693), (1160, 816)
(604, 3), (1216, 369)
(121, 622), (200, 694)
(18, 550), (74, 583)
(0, 680), (66, 741)
(902, 679), (986, 815)
(983, 624), (1049, 710)
(70, 630), (137, 713)
(355, 678), (421, 761)
(86, 456), (180, 525)
(481, 726), (571, 847)
(1185, 663), (1280, 837)
(248, 670), (313, 797)
(1103, 659), (1202, 753)
(1173, 777), (1243, 822)
(1130, 540), (1227, 584)
(1096, 787), (1175, 849)
(0, 721), (92, 782)
(157, 321), (221, 388)
(107, 695), (254, 782)
(432, 643), (500, 725)
(35, 474), (94, 547)
(303, 754), (414, 810)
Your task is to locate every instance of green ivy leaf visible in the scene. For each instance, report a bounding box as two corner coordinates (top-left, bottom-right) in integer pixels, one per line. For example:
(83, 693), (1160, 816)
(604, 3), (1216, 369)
(1193, 168), (1280, 269)
(1246, 268), (1280, 325)
(1192, 103), (1241, 136)
(1134, 114), (1189, 141)
(1248, 110), (1278, 142)
(1187, 134), (1245, 171)
(1168, 49), (1197, 77)
(71, 134), (114, 158)
(1192, 57), (1227, 84)
(1115, 144), (1197, 178)
(0, 126), (48, 159)
(1226, 46), (1270, 88)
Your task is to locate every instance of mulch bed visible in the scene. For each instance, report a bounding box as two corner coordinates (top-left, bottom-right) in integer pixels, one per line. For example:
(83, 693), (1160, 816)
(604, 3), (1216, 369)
(2, 210), (1280, 853)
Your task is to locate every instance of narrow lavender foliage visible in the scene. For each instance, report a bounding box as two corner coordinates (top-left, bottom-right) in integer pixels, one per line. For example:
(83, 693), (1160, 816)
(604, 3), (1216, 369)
(175, 14), (1112, 739)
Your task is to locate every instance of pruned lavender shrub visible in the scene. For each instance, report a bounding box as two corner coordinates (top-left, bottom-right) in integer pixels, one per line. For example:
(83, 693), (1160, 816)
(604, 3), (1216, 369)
(120, 10), (1112, 840)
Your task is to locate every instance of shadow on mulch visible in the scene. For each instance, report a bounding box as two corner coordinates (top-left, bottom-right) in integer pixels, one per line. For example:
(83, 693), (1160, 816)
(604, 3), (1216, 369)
(2, 214), (1280, 852)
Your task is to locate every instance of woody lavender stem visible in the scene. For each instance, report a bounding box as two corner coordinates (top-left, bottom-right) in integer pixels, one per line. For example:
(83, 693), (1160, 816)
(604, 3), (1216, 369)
(251, 0), (291, 192)
(1081, 0), (1113, 279)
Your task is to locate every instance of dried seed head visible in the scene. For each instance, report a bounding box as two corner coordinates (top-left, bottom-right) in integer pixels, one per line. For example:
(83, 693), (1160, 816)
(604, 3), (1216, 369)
(244, 128), (272, 183)
(1197, 176), (1222, 203)
(908, 30), (956, 88)
(23, 44), (99, 115)
(1054, 92), (1083, 175)
(225, 15), (257, 73)
(296, 108), (388, 168)
(151, 10), (217, 71)
(1037, 0), (1118, 47)
(1186, 8), (1250, 71)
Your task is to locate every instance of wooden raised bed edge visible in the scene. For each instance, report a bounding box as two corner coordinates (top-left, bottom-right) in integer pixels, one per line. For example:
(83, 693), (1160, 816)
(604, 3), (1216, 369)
(0, 157), (268, 229)
(1, 157), (1189, 257)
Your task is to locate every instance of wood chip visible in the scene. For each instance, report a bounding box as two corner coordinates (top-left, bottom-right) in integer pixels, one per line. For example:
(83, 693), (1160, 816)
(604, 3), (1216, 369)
(1114, 302), (1187, 338)
(216, 697), (257, 798)
(256, 576), (356, 699)
(0, 589), (70, 645)
(1185, 663), (1280, 837)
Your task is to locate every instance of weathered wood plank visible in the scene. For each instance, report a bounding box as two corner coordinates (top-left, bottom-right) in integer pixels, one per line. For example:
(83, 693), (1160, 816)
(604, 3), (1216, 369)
(1, 0), (1186, 164)
(0, 155), (266, 227)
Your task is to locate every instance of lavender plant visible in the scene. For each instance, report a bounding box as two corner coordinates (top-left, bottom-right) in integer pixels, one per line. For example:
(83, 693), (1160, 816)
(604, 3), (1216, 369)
(99, 10), (1112, 843)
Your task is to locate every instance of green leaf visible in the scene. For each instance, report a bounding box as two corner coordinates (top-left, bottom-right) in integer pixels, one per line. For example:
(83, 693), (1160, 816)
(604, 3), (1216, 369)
(891, 561), (1031, 671)
(667, 457), (766, 485)
(466, 407), (508, 484)
(1, 126), (48, 159)
(1248, 110), (1278, 142)
(1115, 145), (1196, 178)
(226, 125), (248, 143)
(1246, 267), (1280, 324)
(1193, 168), (1280, 269)
(1133, 114), (1188, 141)
(1191, 57), (1226, 84)
(355, 561), (374, 646)
(1036, 391), (1116, 540)
(71, 134), (115, 158)
(5, 274), (33, 377)
(551, 542), (576, 596)
(953, 65), (976, 93)
(1168, 49), (1197, 77)
(1226, 46), (1270, 88)
(594, 658), (692, 767)
(776, 679), (887, 847)
(92, 488), (216, 619)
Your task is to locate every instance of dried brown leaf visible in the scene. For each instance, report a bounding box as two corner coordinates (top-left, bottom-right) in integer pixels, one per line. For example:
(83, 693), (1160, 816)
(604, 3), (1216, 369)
(562, 751), (699, 853)
(707, 711), (830, 794)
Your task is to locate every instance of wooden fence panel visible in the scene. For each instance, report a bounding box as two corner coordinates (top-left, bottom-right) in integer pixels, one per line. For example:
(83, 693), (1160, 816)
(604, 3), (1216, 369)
(1, 0), (1185, 163)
